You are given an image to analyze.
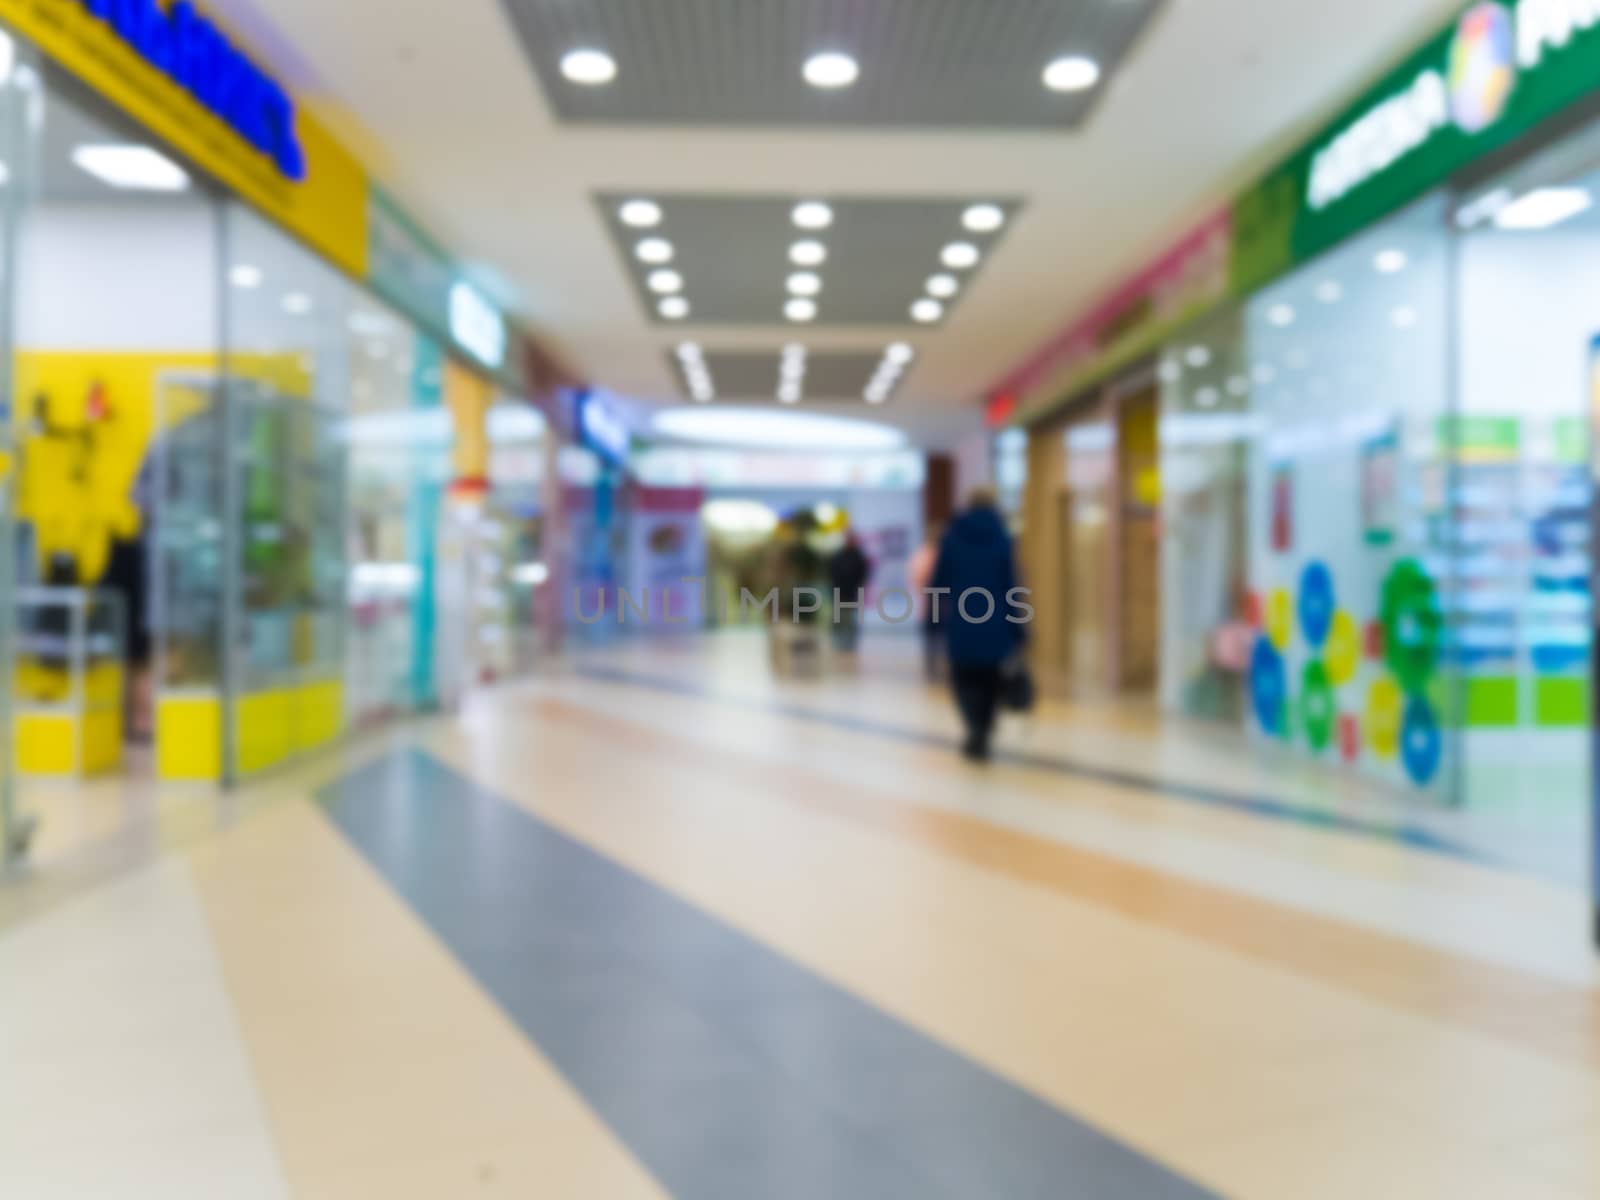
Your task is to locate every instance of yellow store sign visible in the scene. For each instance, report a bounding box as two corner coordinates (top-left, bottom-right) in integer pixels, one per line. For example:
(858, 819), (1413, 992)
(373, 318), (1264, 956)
(0, 0), (368, 276)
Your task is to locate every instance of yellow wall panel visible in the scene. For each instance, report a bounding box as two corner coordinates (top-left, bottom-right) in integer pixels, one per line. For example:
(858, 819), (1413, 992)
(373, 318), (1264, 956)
(16, 714), (77, 775)
(158, 694), (224, 781)
(235, 688), (294, 776)
(294, 678), (345, 753)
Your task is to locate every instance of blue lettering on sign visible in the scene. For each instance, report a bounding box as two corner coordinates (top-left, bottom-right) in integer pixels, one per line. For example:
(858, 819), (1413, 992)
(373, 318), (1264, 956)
(78, 0), (305, 182)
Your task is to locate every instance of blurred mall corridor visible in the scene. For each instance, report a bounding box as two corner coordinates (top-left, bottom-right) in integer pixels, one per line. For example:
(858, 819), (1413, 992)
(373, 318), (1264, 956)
(6, 0), (1600, 1195)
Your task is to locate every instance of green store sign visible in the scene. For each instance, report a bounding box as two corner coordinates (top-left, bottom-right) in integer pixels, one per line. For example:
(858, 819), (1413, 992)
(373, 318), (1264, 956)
(1233, 0), (1600, 292)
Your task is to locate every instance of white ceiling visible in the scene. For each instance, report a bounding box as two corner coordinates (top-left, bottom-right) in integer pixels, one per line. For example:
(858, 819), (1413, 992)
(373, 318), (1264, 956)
(203, 0), (1466, 445)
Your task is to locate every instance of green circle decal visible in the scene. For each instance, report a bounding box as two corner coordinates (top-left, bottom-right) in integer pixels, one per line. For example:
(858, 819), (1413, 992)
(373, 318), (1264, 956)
(1380, 559), (1442, 695)
(1301, 659), (1336, 752)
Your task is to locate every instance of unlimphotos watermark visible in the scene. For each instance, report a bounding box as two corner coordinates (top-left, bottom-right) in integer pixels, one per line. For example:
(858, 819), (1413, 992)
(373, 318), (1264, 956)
(572, 580), (1035, 626)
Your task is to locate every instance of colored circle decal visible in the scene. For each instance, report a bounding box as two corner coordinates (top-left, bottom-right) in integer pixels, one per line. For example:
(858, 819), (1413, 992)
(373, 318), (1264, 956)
(1449, 4), (1517, 135)
(1401, 697), (1444, 787)
(1381, 559), (1442, 695)
(1366, 677), (1403, 761)
(1301, 659), (1336, 752)
(1250, 637), (1288, 736)
(1298, 561), (1336, 649)
(1325, 610), (1361, 687)
(1267, 588), (1294, 652)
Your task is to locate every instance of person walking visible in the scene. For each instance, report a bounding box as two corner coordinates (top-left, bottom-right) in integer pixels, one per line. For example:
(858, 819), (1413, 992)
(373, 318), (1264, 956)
(828, 534), (872, 654)
(932, 487), (1025, 762)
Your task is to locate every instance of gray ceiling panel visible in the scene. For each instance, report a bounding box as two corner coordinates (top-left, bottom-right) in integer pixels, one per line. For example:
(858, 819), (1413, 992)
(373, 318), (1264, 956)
(501, 0), (1164, 130)
(598, 193), (1022, 326)
(668, 349), (907, 405)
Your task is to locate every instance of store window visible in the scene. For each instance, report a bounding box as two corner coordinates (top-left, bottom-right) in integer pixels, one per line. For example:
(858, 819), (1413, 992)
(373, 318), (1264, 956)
(9, 65), (225, 789)
(1450, 127), (1599, 861)
(1157, 307), (1251, 722)
(222, 204), (350, 778)
(344, 298), (446, 728)
(1243, 196), (1455, 797)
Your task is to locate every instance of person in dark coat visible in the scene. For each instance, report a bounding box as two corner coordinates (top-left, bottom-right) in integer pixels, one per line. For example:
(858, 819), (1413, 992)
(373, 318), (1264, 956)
(932, 487), (1026, 761)
(828, 535), (872, 654)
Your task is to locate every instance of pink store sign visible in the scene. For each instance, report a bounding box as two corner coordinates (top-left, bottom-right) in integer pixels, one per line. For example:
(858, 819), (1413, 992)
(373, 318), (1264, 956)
(988, 211), (1232, 423)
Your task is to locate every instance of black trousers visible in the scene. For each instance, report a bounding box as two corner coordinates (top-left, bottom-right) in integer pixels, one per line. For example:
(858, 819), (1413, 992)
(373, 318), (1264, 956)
(952, 663), (1002, 751)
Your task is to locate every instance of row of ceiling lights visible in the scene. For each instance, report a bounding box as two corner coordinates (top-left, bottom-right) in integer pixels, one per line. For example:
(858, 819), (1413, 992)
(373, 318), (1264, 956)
(677, 341), (714, 402)
(560, 47), (1101, 95)
(912, 205), (1006, 324)
(865, 343), (915, 405)
(617, 199), (693, 319)
(619, 196), (1007, 326)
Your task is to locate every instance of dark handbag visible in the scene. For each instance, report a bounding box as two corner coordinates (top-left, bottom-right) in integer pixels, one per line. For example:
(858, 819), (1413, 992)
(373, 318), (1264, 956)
(1000, 655), (1036, 713)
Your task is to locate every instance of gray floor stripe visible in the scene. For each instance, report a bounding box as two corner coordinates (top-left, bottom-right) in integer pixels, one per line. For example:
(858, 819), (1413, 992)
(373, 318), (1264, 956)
(319, 749), (1217, 1200)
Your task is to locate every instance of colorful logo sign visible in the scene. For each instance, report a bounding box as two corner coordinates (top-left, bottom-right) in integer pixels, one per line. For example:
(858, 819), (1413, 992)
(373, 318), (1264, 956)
(1450, 4), (1518, 134)
(78, 0), (304, 181)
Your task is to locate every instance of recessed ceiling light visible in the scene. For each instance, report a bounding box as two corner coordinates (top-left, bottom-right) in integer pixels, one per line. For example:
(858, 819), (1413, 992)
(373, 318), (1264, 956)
(886, 342), (915, 365)
(561, 48), (616, 85)
(803, 51), (859, 89)
(635, 237), (674, 264)
(793, 201), (834, 230)
(1253, 363), (1277, 385)
(790, 239), (828, 266)
(282, 292), (312, 316)
(927, 274), (959, 299)
(1157, 360), (1182, 385)
(963, 204), (1006, 233)
(1316, 280), (1343, 303)
(230, 264), (262, 289)
(658, 297), (690, 320)
(787, 272), (823, 297)
(912, 298), (944, 323)
(1267, 303), (1296, 327)
(647, 269), (683, 294)
(1227, 376), (1250, 397)
(72, 143), (189, 191)
(1374, 248), (1408, 274)
(1391, 305), (1419, 329)
(620, 199), (662, 228)
(1494, 186), (1594, 231)
(1185, 345), (1211, 368)
(941, 242), (980, 269)
(1043, 55), (1100, 93)
(785, 298), (818, 322)
(676, 341), (703, 360)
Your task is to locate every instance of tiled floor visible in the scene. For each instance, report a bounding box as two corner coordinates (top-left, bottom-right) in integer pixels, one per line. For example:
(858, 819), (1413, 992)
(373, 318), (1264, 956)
(2, 632), (1598, 1198)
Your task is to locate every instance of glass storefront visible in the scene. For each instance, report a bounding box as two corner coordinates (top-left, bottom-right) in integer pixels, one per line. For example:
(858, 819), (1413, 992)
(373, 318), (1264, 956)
(1239, 197), (1457, 798)
(0, 28), (536, 834)
(1157, 142), (1597, 866)
(1157, 308), (1250, 724)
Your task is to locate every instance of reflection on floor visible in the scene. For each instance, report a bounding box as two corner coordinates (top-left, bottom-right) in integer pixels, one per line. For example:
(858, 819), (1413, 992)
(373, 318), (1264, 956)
(1, 631), (1598, 1199)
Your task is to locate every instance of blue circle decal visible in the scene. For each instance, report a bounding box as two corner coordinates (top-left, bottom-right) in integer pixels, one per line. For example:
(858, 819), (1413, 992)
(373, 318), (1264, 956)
(1250, 637), (1288, 736)
(1299, 561), (1336, 649)
(1401, 697), (1443, 786)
